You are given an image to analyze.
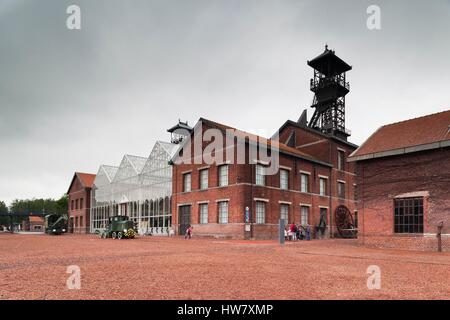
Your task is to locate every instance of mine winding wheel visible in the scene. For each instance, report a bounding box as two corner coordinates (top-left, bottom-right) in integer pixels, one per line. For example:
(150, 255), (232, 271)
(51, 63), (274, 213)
(335, 205), (357, 238)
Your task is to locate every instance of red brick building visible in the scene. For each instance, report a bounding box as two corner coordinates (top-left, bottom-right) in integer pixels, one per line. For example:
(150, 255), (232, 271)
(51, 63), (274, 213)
(348, 110), (450, 251)
(171, 118), (358, 239)
(67, 172), (96, 234)
(21, 215), (45, 232)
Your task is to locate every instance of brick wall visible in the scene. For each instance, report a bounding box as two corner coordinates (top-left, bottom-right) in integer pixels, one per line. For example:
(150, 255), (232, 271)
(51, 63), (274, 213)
(172, 120), (358, 240)
(356, 147), (450, 251)
(68, 176), (92, 234)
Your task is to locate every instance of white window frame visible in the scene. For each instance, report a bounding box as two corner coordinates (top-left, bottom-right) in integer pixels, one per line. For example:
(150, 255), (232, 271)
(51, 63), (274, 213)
(199, 169), (209, 190)
(300, 206), (309, 226)
(183, 173), (191, 192)
(255, 164), (265, 186)
(280, 204), (289, 223)
(218, 165), (229, 187)
(199, 203), (208, 224)
(218, 201), (228, 224)
(300, 173), (309, 193)
(319, 177), (327, 196)
(280, 169), (289, 190)
(255, 201), (266, 224)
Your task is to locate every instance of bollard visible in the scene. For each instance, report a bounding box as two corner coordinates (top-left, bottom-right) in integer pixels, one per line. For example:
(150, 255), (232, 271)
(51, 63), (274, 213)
(279, 219), (285, 245)
(437, 221), (444, 252)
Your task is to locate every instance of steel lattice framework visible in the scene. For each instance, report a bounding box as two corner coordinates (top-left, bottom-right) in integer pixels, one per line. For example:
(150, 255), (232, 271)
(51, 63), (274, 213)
(90, 141), (179, 236)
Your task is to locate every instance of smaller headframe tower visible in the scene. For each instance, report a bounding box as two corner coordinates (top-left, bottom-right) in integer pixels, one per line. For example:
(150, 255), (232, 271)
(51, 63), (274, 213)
(307, 45), (352, 140)
(167, 120), (193, 144)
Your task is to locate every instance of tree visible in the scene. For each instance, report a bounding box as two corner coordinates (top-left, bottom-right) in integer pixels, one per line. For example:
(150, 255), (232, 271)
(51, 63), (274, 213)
(55, 195), (69, 216)
(0, 201), (9, 226)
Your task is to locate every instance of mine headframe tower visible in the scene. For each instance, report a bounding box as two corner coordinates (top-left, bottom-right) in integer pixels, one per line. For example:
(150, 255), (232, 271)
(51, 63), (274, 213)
(307, 45), (352, 140)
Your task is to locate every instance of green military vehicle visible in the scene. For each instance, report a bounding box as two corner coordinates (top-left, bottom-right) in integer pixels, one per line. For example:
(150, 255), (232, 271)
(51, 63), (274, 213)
(45, 214), (68, 235)
(100, 215), (137, 239)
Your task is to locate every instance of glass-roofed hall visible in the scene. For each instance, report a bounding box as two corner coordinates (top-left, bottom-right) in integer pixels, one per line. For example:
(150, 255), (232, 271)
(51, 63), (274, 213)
(90, 121), (191, 235)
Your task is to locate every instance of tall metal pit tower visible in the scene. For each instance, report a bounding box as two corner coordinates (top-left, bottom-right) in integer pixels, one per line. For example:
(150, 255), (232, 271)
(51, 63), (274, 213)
(307, 45), (352, 140)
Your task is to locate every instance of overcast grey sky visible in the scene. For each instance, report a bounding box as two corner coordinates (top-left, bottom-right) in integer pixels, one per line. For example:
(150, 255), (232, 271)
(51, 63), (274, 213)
(1, 0), (449, 205)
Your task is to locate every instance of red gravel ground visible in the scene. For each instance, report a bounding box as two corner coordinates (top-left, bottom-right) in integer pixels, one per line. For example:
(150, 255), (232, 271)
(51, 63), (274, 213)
(0, 233), (449, 300)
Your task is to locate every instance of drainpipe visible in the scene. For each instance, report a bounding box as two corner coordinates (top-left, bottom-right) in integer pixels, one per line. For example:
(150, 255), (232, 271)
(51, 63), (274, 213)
(329, 142), (333, 239)
(329, 165), (333, 238)
(251, 162), (254, 240)
(174, 164), (178, 235)
(362, 163), (365, 245)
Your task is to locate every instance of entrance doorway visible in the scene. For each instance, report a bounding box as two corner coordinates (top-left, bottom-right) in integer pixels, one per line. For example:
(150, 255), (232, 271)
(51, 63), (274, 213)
(178, 205), (191, 235)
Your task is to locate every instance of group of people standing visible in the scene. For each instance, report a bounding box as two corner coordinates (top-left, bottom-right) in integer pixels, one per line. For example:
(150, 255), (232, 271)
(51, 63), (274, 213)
(285, 222), (311, 241)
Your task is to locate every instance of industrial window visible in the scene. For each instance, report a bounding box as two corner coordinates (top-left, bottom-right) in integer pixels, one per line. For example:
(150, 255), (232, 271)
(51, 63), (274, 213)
(394, 198), (423, 234)
(319, 178), (327, 196)
(300, 174), (309, 193)
(80, 216), (83, 227)
(199, 203), (208, 224)
(218, 165), (228, 187)
(338, 150), (345, 171)
(255, 201), (265, 224)
(80, 198), (84, 209)
(280, 169), (289, 190)
(199, 169), (209, 190)
(218, 201), (228, 224)
(280, 204), (289, 223)
(255, 165), (265, 186)
(183, 173), (191, 192)
(338, 182), (345, 198)
(301, 206), (309, 226)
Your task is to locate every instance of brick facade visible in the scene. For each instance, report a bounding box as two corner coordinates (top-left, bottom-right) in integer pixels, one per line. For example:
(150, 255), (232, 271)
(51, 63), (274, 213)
(357, 148), (450, 251)
(171, 119), (358, 240)
(67, 172), (95, 234)
(354, 148), (450, 251)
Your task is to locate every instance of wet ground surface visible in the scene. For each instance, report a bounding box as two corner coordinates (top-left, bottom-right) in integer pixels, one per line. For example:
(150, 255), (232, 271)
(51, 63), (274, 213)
(1, 233), (449, 300)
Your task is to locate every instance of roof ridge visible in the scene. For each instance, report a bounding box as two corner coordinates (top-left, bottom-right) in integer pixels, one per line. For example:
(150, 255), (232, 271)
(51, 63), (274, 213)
(381, 109), (450, 128)
(75, 172), (96, 176)
(100, 164), (119, 168)
(124, 154), (147, 159)
(200, 118), (325, 163)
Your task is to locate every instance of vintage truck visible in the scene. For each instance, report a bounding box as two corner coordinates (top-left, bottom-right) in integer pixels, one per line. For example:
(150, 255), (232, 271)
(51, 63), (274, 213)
(100, 215), (137, 239)
(45, 214), (68, 235)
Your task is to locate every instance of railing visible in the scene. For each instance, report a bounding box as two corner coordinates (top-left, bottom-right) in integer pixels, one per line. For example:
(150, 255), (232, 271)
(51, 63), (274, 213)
(310, 76), (350, 91)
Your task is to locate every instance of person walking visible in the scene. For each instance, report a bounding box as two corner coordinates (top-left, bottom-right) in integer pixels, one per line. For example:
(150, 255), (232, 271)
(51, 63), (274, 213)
(289, 222), (297, 241)
(185, 225), (193, 239)
(305, 224), (311, 241)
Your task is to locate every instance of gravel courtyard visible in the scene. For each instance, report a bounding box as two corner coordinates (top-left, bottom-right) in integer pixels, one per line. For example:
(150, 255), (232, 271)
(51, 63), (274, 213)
(1, 233), (449, 300)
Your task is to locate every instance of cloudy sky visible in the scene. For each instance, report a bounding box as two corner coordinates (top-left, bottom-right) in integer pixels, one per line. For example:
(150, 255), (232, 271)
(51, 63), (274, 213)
(1, 0), (449, 205)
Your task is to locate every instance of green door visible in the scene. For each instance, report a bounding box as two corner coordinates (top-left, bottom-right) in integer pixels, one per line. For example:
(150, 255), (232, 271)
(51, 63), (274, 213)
(179, 205), (191, 235)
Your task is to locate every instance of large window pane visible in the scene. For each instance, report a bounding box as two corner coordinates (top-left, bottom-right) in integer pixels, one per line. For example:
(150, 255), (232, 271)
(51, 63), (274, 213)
(394, 197), (423, 234)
